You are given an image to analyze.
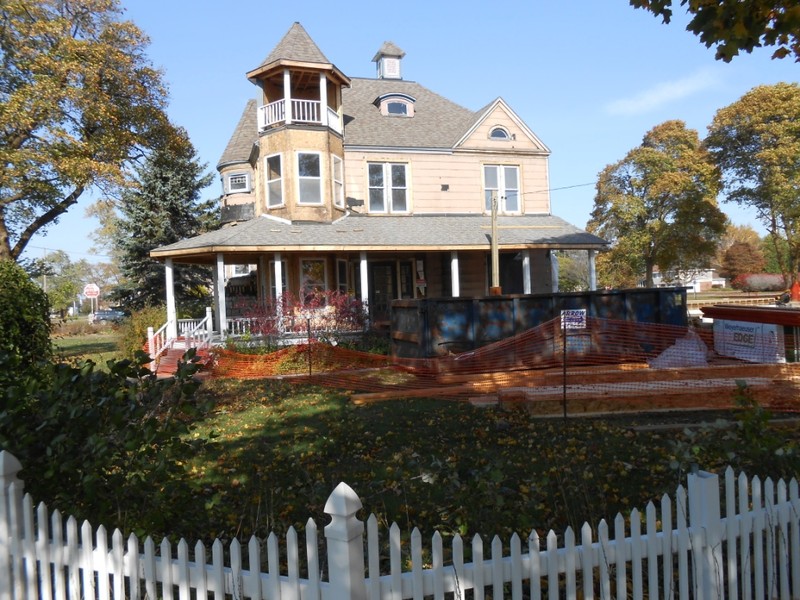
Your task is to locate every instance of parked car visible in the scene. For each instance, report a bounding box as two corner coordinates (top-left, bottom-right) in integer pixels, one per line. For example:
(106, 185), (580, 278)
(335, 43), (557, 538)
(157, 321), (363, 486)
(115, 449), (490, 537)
(88, 309), (127, 324)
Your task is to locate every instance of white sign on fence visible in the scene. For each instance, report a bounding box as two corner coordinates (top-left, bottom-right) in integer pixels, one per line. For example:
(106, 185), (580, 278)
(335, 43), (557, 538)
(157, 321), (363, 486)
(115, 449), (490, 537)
(560, 308), (587, 330)
(713, 319), (785, 363)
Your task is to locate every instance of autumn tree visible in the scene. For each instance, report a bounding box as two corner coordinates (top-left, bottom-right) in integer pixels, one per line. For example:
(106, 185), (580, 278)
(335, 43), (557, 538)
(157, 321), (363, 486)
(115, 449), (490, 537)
(720, 241), (766, 281)
(111, 130), (216, 312)
(0, 0), (176, 262)
(705, 83), (800, 282)
(630, 0), (800, 61)
(588, 120), (727, 288)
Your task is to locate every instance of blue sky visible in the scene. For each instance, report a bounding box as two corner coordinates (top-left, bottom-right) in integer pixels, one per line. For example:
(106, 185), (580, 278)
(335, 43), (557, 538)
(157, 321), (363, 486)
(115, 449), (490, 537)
(24, 0), (799, 264)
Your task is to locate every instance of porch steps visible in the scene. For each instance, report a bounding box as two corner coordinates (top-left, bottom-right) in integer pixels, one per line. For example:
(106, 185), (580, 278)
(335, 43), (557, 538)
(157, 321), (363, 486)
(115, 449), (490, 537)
(153, 338), (213, 377)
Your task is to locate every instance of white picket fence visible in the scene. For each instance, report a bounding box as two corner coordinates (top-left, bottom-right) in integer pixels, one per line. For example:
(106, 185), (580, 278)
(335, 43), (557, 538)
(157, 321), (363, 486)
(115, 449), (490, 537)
(1, 449), (799, 599)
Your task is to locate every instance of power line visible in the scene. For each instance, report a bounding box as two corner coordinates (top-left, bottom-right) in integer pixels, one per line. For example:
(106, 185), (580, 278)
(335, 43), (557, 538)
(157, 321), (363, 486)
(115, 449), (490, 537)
(26, 245), (112, 260)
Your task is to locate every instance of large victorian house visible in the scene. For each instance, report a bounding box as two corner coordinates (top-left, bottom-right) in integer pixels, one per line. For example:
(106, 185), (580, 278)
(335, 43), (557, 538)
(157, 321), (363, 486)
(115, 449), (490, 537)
(150, 23), (607, 338)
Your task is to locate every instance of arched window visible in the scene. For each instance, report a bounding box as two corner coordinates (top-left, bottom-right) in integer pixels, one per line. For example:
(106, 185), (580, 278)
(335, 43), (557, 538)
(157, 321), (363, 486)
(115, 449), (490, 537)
(490, 127), (510, 140)
(374, 93), (416, 117)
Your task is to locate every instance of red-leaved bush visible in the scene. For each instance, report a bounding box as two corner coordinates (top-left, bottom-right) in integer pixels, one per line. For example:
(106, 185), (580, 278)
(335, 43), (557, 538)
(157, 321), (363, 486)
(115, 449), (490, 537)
(231, 290), (368, 337)
(730, 273), (788, 292)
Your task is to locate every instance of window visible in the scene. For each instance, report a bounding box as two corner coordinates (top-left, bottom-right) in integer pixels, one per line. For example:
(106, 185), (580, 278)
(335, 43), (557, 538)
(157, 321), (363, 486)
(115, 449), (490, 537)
(337, 259), (349, 293)
(233, 264), (251, 276)
(297, 152), (322, 204)
(374, 93), (416, 117)
(387, 102), (408, 116)
(484, 165), (520, 213)
(368, 162), (408, 213)
(300, 259), (327, 303)
(490, 127), (510, 140)
(266, 154), (283, 207)
(332, 156), (344, 208)
(225, 172), (251, 193)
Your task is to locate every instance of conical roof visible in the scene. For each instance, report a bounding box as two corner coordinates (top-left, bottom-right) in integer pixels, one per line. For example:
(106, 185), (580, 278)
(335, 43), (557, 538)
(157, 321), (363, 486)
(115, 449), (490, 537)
(261, 22), (330, 66)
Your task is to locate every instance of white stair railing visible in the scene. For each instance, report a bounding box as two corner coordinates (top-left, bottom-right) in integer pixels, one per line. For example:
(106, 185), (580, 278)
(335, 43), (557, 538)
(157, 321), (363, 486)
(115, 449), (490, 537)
(146, 320), (175, 371)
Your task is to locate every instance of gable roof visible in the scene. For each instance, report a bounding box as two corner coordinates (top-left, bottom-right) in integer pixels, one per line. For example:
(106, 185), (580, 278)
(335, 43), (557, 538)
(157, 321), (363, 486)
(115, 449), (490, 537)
(455, 97), (550, 153)
(218, 99), (257, 168)
(151, 213), (608, 262)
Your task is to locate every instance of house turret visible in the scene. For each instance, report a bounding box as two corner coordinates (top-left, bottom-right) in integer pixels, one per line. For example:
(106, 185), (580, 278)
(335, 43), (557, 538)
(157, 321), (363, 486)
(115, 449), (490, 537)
(242, 22), (351, 222)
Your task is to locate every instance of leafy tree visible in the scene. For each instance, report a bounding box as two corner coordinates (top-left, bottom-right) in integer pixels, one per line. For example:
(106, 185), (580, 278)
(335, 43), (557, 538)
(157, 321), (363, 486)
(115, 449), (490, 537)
(761, 234), (790, 274)
(713, 223), (762, 269)
(556, 250), (590, 292)
(630, 0), (800, 61)
(720, 241), (766, 281)
(588, 120), (727, 287)
(0, 0), (176, 262)
(705, 83), (800, 282)
(0, 259), (51, 374)
(112, 130), (216, 312)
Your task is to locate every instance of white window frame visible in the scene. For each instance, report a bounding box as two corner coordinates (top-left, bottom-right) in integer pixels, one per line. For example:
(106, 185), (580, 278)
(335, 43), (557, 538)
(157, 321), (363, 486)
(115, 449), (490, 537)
(225, 171), (251, 194)
(483, 164), (520, 214)
(300, 258), (328, 303)
(332, 155), (344, 208)
(489, 126), (510, 140)
(266, 154), (283, 208)
(368, 162), (409, 214)
(296, 151), (323, 205)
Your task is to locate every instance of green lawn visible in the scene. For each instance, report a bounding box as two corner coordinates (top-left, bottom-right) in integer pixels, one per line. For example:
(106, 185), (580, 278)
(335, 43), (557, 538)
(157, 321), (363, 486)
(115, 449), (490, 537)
(52, 332), (123, 366)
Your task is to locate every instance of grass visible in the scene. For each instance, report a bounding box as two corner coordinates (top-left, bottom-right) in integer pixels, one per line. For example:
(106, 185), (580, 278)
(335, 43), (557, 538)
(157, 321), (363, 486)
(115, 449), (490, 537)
(181, 377), (799, 545)
(46, 332), (800, 544)
(52, 331), (123, 367)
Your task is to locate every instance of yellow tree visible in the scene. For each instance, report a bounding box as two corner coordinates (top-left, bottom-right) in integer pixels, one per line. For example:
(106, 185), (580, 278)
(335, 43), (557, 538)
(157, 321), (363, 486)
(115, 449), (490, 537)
(705, 83), (800, 282)
(588, 120), (727, 288)
(0, 0), (175, 261)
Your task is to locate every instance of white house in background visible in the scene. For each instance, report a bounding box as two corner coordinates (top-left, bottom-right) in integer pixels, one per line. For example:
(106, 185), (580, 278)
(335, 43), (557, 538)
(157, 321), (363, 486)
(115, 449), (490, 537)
(150, 22), (607, 335)
(651, 268), (726, 292)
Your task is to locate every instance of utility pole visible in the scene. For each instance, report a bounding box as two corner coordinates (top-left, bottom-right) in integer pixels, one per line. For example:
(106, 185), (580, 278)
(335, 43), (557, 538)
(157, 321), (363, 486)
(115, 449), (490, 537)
(490, 192), (502, 295)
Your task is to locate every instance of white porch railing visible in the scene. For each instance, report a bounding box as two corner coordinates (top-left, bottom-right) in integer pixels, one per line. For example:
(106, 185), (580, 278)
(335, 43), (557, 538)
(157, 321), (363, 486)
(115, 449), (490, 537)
(257, 99), (342, 134)
(2, 456), (800, 600)
(146, 320), (174, 366)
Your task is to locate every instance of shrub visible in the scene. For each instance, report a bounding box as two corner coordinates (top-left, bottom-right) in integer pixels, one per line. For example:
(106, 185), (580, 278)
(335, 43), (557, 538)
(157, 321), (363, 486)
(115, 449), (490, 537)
(0, 350), (213, 537)
(0, 259), (51, 373)
(118, 305), (168, 359)
(730, 272), (787, 292)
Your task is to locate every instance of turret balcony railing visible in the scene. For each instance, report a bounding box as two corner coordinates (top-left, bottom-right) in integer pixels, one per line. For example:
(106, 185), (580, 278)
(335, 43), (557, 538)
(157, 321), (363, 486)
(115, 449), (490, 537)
(258, 99), (342, 134)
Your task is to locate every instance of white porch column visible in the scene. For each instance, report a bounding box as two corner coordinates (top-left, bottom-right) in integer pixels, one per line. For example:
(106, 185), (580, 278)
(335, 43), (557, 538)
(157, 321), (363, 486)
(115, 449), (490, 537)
(273, 253), (284, 332)
(319, 72), (329, 127)
(359, 251), (369, 307)
(215, 253), (227, 336)
(588, 250), (597, 291)
(522, 250), (532, 294)
(165, 258), (177, 339)
(550, 251), (559, 293)
(450, 251), (460, 297)
(283, 69), (292, 124)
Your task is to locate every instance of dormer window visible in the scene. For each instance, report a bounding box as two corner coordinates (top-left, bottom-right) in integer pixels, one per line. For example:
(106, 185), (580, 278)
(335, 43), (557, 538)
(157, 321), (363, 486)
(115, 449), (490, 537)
(224, 172), (251, 194)
(374, 93), (416, 117)
(489, 126), (511, 140)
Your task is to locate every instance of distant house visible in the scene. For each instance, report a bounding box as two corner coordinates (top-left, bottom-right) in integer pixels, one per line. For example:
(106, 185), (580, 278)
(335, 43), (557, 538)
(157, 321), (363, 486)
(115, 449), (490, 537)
(651, 268), (726, 292)
(150, 23), (607, 336)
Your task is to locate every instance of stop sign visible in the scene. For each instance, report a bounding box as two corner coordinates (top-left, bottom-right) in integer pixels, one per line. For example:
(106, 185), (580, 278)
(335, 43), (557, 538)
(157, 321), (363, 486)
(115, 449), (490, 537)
(83, 283), (100, 298)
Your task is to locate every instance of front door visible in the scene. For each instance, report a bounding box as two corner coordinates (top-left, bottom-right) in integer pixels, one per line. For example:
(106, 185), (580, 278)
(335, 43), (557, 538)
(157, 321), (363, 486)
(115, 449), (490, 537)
(370, 262), (396, 324)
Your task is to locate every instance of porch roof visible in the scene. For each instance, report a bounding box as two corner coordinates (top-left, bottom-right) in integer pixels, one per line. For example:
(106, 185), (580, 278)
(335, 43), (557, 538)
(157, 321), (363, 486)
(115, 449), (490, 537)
(150, 213), (608, 264)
